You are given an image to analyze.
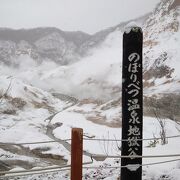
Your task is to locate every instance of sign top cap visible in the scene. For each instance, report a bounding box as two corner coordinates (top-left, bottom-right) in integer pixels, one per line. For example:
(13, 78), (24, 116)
(124, 21), (142, 34)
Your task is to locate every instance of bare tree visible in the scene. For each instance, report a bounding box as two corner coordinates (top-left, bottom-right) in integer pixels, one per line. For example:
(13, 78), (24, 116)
(0, 79), (12, 103)
(150, 99), (167, 145)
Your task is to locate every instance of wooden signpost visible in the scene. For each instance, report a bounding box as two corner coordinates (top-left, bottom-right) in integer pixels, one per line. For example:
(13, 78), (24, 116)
(121, 26), (143, 180)
(71, 128), (83, 180)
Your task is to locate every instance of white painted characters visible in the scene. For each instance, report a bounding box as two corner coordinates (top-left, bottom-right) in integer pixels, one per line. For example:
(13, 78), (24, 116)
(127, 52), (141, 159)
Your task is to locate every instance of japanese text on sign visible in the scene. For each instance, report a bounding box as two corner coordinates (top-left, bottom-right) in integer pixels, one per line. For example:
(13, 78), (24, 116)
(127, 52), (141, 159)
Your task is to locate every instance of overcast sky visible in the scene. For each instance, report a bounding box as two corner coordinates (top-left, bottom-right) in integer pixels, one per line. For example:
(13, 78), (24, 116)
(0, 0), (160, 34)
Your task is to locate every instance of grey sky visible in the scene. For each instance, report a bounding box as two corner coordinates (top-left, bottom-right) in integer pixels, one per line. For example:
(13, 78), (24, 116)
(0, 0), (160, 34)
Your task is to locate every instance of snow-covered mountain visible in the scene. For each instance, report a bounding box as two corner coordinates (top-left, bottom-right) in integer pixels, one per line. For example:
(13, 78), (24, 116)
(24, 0), (180, 101)
(0, 0), (180, 179)
(1, 0), (179, 101)
(0, 14), (148, 67)
(143, 0), (180, 95)
(0, 27), (91, 65)
(0, 0), (179, 123)
(62, 0), (180, 99)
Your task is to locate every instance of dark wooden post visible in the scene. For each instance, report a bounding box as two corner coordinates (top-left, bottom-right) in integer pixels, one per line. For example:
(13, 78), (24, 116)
(71, 128), (83, 180)
(121, 26), (143, 180)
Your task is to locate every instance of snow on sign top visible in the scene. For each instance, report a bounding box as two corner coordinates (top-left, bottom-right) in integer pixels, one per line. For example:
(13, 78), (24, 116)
(124, 21), (141, 34)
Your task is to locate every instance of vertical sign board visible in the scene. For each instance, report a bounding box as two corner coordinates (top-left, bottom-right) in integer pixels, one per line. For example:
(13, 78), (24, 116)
(121, 27), (143, 180)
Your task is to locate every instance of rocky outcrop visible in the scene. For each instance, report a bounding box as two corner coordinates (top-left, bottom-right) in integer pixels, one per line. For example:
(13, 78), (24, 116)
(0, 27), (91, 65)
(143, 0), (180, 93)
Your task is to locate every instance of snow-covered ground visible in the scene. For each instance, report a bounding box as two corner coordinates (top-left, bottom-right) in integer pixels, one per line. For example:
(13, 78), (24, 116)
(1, 110), (180, 179)
(0, 75), (179, 179)
(50, 111), (180, 179)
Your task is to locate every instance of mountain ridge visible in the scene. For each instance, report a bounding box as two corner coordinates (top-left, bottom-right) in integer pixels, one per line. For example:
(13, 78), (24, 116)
(0, 13), (149, 65)
(0, 0), (179, 100)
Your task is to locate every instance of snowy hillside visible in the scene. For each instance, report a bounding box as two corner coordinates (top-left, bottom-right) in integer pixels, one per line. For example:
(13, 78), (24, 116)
(0, 27), (91, 65)
(0, 0), (180, 179)
(0, 14), (148, 67)
(39, 0), (180, 99)
(0, 75), (180, 179)
(0, 29), (123, 100)
(0, 76), (73, 172)
(0, 0), (178, 101)
(0, 82), (180, 179)
(143, 0), (180, 95)
(38, 30), (123, 100)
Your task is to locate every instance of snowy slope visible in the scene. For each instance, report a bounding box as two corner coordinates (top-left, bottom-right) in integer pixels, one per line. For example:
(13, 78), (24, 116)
(0, 1), (179, 100)
(6, 0), (178, 100)
(143, 0), (180, 95)
(39, 30), (123, 100)
(0, 75), (72, 171)
(0, 29), (123, 100)
(0, 0), (180, 179)
(1, 74), (180, 179)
